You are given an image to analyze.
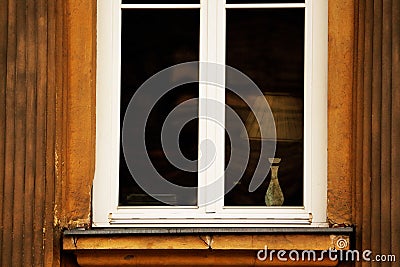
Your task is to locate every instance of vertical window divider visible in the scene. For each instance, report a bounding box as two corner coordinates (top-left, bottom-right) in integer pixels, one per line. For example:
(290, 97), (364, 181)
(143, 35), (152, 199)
(303, 0), (313, 216)
(215, 0), (226, 213)
(202, 0), (226, 213)
(198, 0), (208, 212)
(112, 0), (123, 213)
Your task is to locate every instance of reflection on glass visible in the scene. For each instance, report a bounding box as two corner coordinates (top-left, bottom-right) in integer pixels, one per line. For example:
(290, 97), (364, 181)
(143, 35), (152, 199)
(119, 10), (199, 206)
(225, 8), (305, 206)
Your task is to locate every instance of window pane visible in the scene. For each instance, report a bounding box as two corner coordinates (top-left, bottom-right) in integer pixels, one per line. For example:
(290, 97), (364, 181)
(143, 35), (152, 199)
(119, 9), (199, 206)
(225, 8), (304, 206)
(226, 0), (304, 3)
(122, 0), (199, 4)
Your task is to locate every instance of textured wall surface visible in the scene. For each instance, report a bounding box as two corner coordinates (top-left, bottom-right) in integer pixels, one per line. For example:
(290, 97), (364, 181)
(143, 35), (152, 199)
(56, 0), (96, 229)
(327, 0), (354, 225)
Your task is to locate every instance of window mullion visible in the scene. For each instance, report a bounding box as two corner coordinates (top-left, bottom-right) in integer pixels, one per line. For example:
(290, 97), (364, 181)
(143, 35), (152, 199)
(198, 0), (208, 211)
(201, 0), (226, 213)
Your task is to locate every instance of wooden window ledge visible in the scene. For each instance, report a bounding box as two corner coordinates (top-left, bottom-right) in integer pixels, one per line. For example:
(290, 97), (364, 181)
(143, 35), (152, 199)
(63, 227), (352, 266)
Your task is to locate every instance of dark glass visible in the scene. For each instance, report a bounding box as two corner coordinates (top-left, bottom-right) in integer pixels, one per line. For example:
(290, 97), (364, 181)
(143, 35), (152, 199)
(122, 0), (199, 4)
(119, 9), (199, 206)
(225, 8), (304, 206)
(227, 0), (304, 3)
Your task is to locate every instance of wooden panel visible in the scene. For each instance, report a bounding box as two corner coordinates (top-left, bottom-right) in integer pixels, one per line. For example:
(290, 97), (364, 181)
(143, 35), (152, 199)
(380, 0), (393, 262)
(13, 0), (27, 263)
(370, 0), (383, 260)
(2, 0), (17, 264)
(0, 0), (63, 266)
(353, 1), (400, 266)
(211, 235), (349, 251)
(63, 234), (350, 251)
(74, 250), (339, 267)
(63, 235), (209, 250)
(35, 0), (48, 264)
(45, 0), (60, 264)
(24, 1), (38, 265)
(0, 0), (95, 264)
(362, 0), (373, 259)
(390, 0), (400, 266)
(0, 0), (8, 264)
(353, 0), (365, 256)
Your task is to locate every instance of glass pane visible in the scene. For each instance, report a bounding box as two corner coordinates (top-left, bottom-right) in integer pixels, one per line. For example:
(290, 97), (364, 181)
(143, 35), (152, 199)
(122, 0), (199, 4)
(225, 8), (304, 206)
(227, 0), (304, 3)
(119, 9), (199, 206)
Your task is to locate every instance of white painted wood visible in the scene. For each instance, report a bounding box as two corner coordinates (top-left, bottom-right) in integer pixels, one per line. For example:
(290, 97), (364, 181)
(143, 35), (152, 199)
(100, 222), (313, 228)
(197, 0), (208, 214)
(202, 0), (226, 213)
(93, 0), (122, 226)
(225, 3), (305, 8)
(303, 0), (313, 218)
(308, 0), (328, 224)
(121, 4), (201, 9)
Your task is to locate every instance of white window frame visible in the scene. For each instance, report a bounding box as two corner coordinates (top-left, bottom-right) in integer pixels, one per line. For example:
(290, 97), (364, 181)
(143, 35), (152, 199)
(93, 0), (328, 227)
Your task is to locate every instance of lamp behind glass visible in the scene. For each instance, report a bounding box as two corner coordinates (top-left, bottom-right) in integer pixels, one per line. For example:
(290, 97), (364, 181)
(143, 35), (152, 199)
(245, 93), (303, 206)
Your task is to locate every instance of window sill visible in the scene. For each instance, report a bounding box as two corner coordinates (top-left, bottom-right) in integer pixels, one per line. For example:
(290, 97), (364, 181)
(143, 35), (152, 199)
(63, 227), (352, 266)
(64, 226), (352, 236)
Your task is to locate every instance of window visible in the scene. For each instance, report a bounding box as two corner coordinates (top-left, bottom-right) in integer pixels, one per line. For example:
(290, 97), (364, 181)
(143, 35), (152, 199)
(93, 0), (327, 227)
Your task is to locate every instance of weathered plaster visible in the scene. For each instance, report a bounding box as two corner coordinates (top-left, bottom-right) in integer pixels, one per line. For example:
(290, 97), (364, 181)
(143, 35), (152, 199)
(56, 0), (96, 229)
(327, 0), (354, 224)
